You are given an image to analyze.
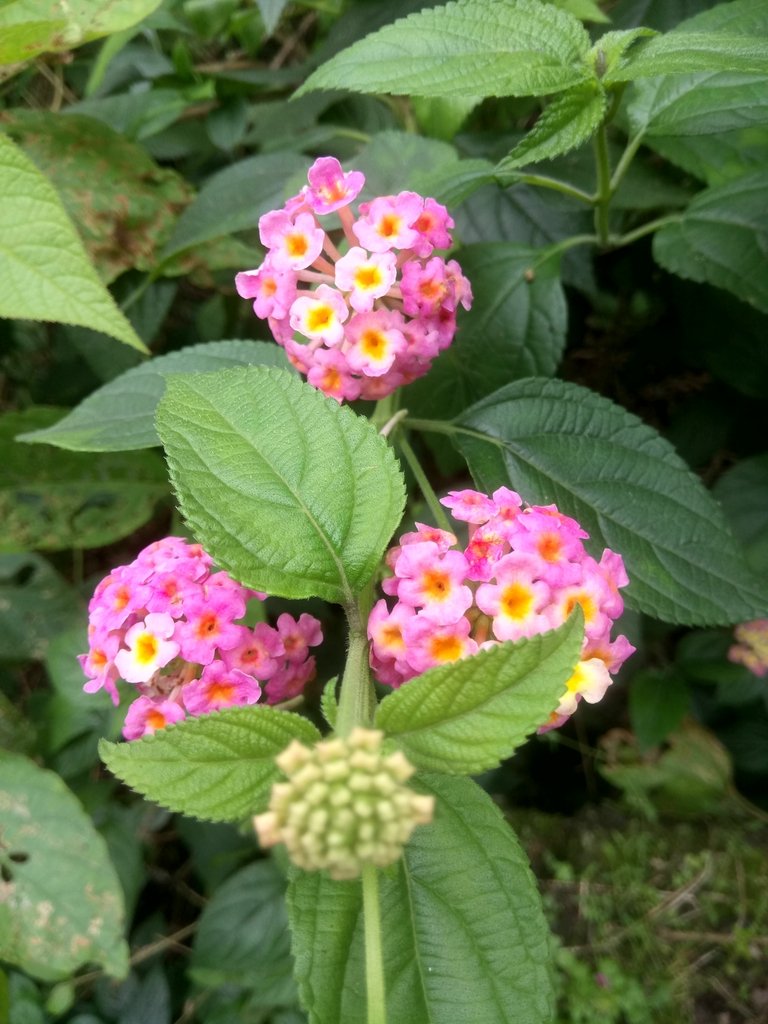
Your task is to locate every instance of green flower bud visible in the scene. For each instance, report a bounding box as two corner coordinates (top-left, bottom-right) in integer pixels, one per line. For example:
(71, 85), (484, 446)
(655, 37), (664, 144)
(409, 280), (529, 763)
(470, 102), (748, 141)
(254, 728), (434, 880)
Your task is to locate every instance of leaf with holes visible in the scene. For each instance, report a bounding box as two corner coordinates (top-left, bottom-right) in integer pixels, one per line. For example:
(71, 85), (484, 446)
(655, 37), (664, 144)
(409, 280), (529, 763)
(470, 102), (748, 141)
(0, 752), (128, 982)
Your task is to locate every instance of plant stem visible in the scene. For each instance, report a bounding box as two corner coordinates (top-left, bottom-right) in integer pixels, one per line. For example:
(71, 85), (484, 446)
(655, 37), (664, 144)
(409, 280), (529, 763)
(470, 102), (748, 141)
(610, 131), (645, 194)
(362, 863), (387, 1024)
(396, 432), (452, 533)
(611, 213), (682, 248)
(498, 172), (594, 205)
(592, 122), (613, 248)
(335, 594), (376, 736)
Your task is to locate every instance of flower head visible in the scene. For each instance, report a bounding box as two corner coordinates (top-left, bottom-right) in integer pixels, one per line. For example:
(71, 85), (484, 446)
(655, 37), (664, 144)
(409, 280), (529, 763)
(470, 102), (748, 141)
(80, 537), (323, 740)
(369, 490), (634, 728)
(236, 157), (471, 402)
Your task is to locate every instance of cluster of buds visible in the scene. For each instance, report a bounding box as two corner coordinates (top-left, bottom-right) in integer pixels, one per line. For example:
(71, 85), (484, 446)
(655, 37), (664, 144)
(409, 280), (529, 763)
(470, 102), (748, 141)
(728, 619), (768, 677)
(235, 157), (472, 403)
(254, 728), (434, 879)
(80, 537), (322, 740)
(368, 488), (634, 729)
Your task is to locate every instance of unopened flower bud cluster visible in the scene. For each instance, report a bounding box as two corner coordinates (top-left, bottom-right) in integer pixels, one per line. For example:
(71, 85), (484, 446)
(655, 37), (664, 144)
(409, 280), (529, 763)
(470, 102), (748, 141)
(729, 619), (768, 677)
(80, 537), (322, 740)
(368, 488), (635, 730)
(254, 728), (434, 879)
(235, 156), (472, 403)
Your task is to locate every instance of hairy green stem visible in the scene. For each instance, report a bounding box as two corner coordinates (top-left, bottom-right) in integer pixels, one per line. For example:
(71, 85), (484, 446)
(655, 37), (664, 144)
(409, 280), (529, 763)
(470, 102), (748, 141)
(499, 172), (594, 205)
(336, 593), (376, 736)
(362, 863), (387, 1024)
(592, 122), (613, 248)
(611, 213), (682, 248)
(610, 131), (646, 194)
(396, 432), (452, 533)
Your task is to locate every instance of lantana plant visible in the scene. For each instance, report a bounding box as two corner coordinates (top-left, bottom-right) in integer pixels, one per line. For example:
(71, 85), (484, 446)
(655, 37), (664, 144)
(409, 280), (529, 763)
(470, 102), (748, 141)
(79, 147), (764, 1024)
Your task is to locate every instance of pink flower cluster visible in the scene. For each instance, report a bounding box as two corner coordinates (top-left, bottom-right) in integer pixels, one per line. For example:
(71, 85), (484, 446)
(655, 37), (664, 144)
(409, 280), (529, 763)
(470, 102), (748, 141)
(79, 537), (322, 740)
(728, 619), (768, 677)
(368, 488), (634, 729)
(235, 157), (472, 402)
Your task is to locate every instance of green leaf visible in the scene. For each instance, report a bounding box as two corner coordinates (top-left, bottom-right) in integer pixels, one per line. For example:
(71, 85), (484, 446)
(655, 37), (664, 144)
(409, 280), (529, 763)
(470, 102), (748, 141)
(288, 774), (554, 1024)
(496, 83), (607, 172)
(713, 454), (768, 576)
(0, 407), (167, 551)
(0, 133), (145, 351)
(0, 0), (163, 66)
(624, 0), (768, 136)
(298, 0), (593, 100)
(406, 244), (567, 421)
(354, 131), (494, 207)
(648, 127), (768, 187)
(629, 669), (690, 751)
(652, 171), (768, 313)
(451, 377), (766, 624)
(376, 613), (582, 774)
(156, 367), (406, 603)
(0, 752), (128, 982)
(410, 95), (481, 142)
(607, 0), (720, 32)
(190, 860), (296, 1003)
(3, 111), (192, 284)
(589, 27), (657, 79)
(99, 705), (321, 823)
(17, 340), (290, 452)
(0, 554), (83, 660)
(603, 30), (768, 83)
(159, 152), (308, 263)
(549, 0), (609, 22)
(255, 0), (288, 34)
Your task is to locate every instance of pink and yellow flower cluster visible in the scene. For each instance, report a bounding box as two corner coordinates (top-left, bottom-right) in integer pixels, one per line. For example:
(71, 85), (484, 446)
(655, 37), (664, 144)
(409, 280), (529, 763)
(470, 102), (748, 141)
(80, 537), (322, 740)
(368, 488), (634, 728)
(235, 157), (472, 402)
(729, 619), (768, 677)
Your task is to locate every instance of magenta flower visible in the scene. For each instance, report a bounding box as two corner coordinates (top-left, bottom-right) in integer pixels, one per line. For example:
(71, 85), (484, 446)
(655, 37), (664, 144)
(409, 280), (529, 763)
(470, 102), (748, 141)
(368, 490), (634, 729)
(235, 156), (472, 402)
(80, 537), (323, 740)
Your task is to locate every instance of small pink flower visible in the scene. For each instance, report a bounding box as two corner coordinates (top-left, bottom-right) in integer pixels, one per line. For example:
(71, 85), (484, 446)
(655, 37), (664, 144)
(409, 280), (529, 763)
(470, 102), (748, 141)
(441, 489), (497, 525)
(289, 284), (349, 346)
(345, 310), (406, 377)
(394, 542), (473, 624)
(400, 257), (452, 317)
(235, 259), (297, 320)
(307, 348), (361, 403)
(305, 157), (365, 214)
(411, 197), (454, 257)
(259, 210), (325, 271)
(401, 615), (478, 675)
(114, 613), (180, 684)
(123, 695), (186, 740)
(183, 661), (261, 715)
(352, 192), (423, 252)
(224, 622), (284, 681)
(276, 613), (323, 663)
(335, 247), (397, 312)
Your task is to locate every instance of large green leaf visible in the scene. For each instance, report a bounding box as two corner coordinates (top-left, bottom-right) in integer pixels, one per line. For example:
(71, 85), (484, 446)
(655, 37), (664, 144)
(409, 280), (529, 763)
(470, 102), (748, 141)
(298, 0), (592, 100)
(0, 407), (167, 551)
(376, 613), (582, 774)
(100, 705), (321, 823)
(607, 0), (719, 32)
(405, 243), (567, 420)
(18, 340), (291, 453)
(496, 82), (607, 172)
(450, 377), (766, 624)
(0, 752), (128, 982)
(603, 29), (768, 83)
(648, 127), (768, 187)
(624, 0), (768, 136)
(156, 367), (406, 604)
(190, 860), (296, 1005)
(713, 454), (768, 576)
(0, 0), (163, 67)
(288, 774), (554, 1024)
(0, 133), (144, 351)
(3, 111), (192, 284)
(652, 171), (768, 314)
(0, 554), (83, 661)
